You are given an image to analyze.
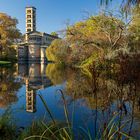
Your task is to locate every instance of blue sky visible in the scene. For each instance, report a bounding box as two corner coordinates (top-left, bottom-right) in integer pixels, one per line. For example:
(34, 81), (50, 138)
(0, 0), (121, 34)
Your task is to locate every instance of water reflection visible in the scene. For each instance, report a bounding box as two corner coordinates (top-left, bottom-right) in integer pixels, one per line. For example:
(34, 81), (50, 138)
(46, 64), (67, 85)
(0, 65), (21, 108)
(45, 63), (140, 113)
(18, 63), (52, 88)
(45, 63), (140, 138)
(25, 79), (36, 113)
(18, 63), (52, 113)
(0, 62), (140, 139)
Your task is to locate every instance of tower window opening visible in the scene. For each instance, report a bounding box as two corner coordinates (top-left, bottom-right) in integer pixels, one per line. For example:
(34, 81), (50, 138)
(27, 15), (31, 18)
(27, 29), (31, 32)
(27, 20), (31, 23)
(27, 24), (31, 27)
(27, 10), (31, 13)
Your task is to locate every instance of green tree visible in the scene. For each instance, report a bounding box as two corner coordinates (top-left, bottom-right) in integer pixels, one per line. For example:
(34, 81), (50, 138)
(66, 14), (127, 67)
(67, 14), (126, 49)
(51, 32), (58, 37)
(46, 39), (70, 63)
(47, 14), (127, 67)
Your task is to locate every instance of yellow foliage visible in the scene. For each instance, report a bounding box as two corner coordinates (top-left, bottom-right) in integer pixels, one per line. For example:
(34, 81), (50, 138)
(1, 84), (7, 91)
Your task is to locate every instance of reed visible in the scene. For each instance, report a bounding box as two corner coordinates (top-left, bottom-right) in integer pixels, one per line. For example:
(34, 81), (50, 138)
(0, 110), (17, 140)
(21, 90), (135, 140)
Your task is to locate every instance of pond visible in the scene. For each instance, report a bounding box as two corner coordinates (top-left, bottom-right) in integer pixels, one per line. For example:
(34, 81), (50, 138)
(0, 63), (140, 139)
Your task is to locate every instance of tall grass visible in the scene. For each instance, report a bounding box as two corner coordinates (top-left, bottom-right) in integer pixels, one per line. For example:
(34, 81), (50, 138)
(20, 90), (73, 140)
(0, 109), (17, 140)
(100, 114), (136, 140)
(21, 90), (136, 140)
(0, 92), (136, 140)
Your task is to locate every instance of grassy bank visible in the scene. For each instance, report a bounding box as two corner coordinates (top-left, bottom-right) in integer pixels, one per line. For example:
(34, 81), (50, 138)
(0, 61), (11, 66)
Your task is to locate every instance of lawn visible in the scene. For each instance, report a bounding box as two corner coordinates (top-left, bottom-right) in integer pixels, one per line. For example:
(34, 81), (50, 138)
(0, 61), (11, 65)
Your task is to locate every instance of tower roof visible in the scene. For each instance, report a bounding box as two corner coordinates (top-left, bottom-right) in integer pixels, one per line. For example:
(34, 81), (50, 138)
(26, 6), (36, 9)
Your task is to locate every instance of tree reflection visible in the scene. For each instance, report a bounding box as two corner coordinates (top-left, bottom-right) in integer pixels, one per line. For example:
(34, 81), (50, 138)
(46, 61), (140, 138)
(46, 64), (67, 85)
(0, 65), (21, 108)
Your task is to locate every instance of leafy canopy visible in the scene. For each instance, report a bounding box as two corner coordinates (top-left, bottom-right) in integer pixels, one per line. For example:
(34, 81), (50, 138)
(0, 13), (21, 53)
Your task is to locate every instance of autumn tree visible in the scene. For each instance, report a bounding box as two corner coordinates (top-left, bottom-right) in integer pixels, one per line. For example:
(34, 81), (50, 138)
(0, 13), (21, 60)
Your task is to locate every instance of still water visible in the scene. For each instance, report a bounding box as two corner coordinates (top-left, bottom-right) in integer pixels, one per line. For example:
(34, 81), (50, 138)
(0, 63), (140, 139)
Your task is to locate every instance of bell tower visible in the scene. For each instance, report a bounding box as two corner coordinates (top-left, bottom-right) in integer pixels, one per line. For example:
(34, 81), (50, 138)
(26, 6), (36, 33)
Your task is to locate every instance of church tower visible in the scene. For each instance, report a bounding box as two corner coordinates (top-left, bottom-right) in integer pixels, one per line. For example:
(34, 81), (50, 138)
(26, 6), (36, 32)
(18, 6), (58, 63)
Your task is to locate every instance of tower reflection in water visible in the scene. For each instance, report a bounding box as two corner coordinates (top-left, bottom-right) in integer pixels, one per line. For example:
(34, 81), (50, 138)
(18, 63), (52, 113)
(26, 79), (36, 113)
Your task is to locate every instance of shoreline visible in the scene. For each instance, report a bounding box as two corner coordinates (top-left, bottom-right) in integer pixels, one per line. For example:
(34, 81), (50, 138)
(0, 61), (11, 66)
